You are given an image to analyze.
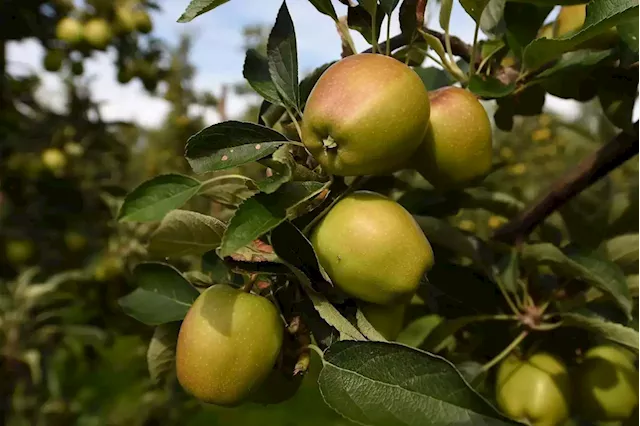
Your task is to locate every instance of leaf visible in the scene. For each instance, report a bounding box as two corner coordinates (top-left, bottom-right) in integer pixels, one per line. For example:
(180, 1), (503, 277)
(600, 234), (639, 274)
(119, 263), (199, 325)
(147, 323), (180, 383)
(460, 0), (491, 22)
(243, 49), (281, 105)
(118, 174), (201, 223)
(618, 16), (639, 52)
(148, 210), (226, 258)
(496, 248), (520, 294)
(399, 0), (419, 41)
(308, 0), (338, 21)
(267, 1), (300, 112)
(468, 74), (515, 98)
(355, 309), (387, 342)
(413, 67), (453, 91)
(523, 0), (638, 71)
(198, 175), (256, 207)
(177, 0), (229, 23)
(379, 0), (401, 16)
(219, 182), (323, 257)
(256, 145), (295, 194)
(201, 250), (242, 285)
(318, 341), (515, 426)
(522, 243), (632, 318)
(300, 62), (334, 107)
(560, 311), (639, 351)
(419, 31), (448, 65)
(348, 5), (385, 45)
(534, 49), (615, 80)
(503, 2), (552, 58)
(396, 314), (445, 347)
(439, 0), (454, 32)
(479, 0), (506, 35)
(305, 288), (366, 341)
(185, 121), (287, 174)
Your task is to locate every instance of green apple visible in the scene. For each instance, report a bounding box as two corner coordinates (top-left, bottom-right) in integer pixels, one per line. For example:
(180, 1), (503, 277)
(311, 191), (434, 305)
(414, 86), (493, 190)
(496, 352), (571, 426)
(134, 10), (153, 34)
(302, 54), (430, 176)
(83, 19), (112, 50)
(56, 17), (83, 44)
(573, 345), (639, 422)
(43, 49), (64, 72)
(6, 240), (35, 264)
(41, 148), (67, 171)
(176, 285), (283, 405)
(361, 302), (406, 340)
(554, 4), (618, 49)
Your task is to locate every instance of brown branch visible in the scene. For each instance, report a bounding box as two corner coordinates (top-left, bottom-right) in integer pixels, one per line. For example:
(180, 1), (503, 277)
(492, 123), (639, 245)
(362, 30), (473, 64)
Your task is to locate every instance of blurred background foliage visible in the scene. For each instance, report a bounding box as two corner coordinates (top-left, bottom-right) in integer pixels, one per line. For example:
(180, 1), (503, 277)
(0, 1), (637, 426)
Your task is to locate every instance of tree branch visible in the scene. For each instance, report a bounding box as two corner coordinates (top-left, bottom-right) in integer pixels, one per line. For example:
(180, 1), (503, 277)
(492, 124), (639, 245)
(362, 30), (473, 64)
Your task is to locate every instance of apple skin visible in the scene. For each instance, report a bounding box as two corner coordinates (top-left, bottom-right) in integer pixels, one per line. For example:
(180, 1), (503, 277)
(134, 10), (153, 34)
(311, 191), (434, 305)
(496, 352), (571, 426)
(414, 87), (492, 190)
(83, 19), (112, 50)
(572, 345), (639, 422)
(361, 303), (406, 340)
(176, 285), (283, 406)
(56, 17), (83, 44)
(302, 54), (430, 176)
(554, 4), (618, 49)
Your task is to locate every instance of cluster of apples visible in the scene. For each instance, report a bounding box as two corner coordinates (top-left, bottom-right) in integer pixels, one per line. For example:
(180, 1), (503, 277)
(497, 345), (639, 425)
(175, 53), (493, 405)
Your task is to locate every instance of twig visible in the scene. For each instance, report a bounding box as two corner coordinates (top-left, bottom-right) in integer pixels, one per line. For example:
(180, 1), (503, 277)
(493, 123), (639, 245)
(480, 330), (528, 373)
(362, 30), (473, 64)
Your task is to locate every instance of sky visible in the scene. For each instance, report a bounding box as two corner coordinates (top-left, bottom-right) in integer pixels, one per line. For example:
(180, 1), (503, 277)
(7, 0), (591, 128)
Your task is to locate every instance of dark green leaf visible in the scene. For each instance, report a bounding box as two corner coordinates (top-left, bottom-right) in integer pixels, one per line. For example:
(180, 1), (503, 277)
(147, 323), (180, 383)
(300, 62), (335, 107)
(535, 49), (615, 80)
(201, 250), (242, 285)
(348, 5), (385, 45)
(618, 16), (639, 52)
(243, 49), (281, 105)
(267, 1), (300, 112)
(148, 210), (226, 258)
(256, 145), (296, 194)
(319, 341), (515, 426)
(198, 175), (256, 207)
(119, 263), (199, 325)
(118, 174), (201, 223)
(600, 234), (639, 274)
(380, 0), (401, 16)
(479, 0), (506, 35)
(396, 314), (445, 347)
(308, 0), (338, 21)
(504, 2), (552, 58)
(185, 121), (287, 174)
(177, 0), (229, 23)
(523, 0), (638, 71)
(496, 248), (520, 294)
(468, 74), (515, 98)
(522, 244), (632, 318)
(560, 311), (639, 351)
(399, 0), (419, 41)
(460, 0), (491, 22)
(219, 181), (324, 257)
(597, 68), (638, 133)
(413, 67), (453, 91)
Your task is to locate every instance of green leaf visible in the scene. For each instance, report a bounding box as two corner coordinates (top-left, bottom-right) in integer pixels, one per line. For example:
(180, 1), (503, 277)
(147, 323), (180, 383)
(348, 5), (385, 45)
(256, 145), (296, 194)
(185, 121), (287, 174)
(119, 263), (199, 325)
(496, 248), (520, 294)
(306, 287), (366, 341)
(597, 68), (638, 134)
(300, 62), (334, 107)
(355, 308), (387, 342)
(319, 341), (515, 426)
(399, 0), (419, 41)
(148, 210), (226, 258)
(460, 0), (491, 22)
(396, 314), (445, 347)
(198, 175), (256, 207)
(177, 0), (229, 23)
(419, 31), (448, 65)
(267, 1), (300, 112)
(380, 0), (401, 16)
(439, 0), (454, 31)
(523, 0), (639, 71)
(479, 0), (506, 35)
(503, 2), (552, 58)
(468, 74), (515, 98)
(243, 49), (281, 105)
(560, 311), (639, 351)
(118, 174), (201, 223)
(599, 234), (639, 275)
(522, 243), (632, 318)
(413, 67), (453, 91)
(201, 250), (242, 285)
(534, 49), (615, 80)
(219, 181), (324, 257)
(618, 15), (639, 52)
(308, 0), (338, 21)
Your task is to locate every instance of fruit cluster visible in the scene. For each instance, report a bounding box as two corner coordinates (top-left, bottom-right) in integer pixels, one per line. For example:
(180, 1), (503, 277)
(496, 346), (639, 425)
(175, 53), (495, 405)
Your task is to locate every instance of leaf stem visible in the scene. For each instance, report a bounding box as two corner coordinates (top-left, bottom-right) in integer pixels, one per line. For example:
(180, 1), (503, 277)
(469, 22), (480, 75)
(371, 7), (378, 54)
(201, 174), (253, 187)
(283, 103), (303, 141)
(494, 274), (521, 316)
(303, 176), (366, 234)
(480, 330), (528, 373)
(385, 15), (391, 56)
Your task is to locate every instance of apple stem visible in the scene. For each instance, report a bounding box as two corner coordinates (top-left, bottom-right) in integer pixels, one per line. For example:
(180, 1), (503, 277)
(479, 330), (529, 373)
(322, 136), (338, 149)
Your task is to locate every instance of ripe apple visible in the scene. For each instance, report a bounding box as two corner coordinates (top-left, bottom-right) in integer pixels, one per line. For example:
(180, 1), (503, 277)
(573, 345), (639, 422)
(56, 17), (83, 44)
(302, 54), (430, 176)
(361, 302), (406, 340)
(176, 285), (283, 405)
(311, 191), (434, 305)
(496, 352), (571, 426)
(83, 18), (112, 50)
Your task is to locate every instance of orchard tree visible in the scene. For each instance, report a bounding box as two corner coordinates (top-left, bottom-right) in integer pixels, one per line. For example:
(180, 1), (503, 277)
(118, 1), (639, 425)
